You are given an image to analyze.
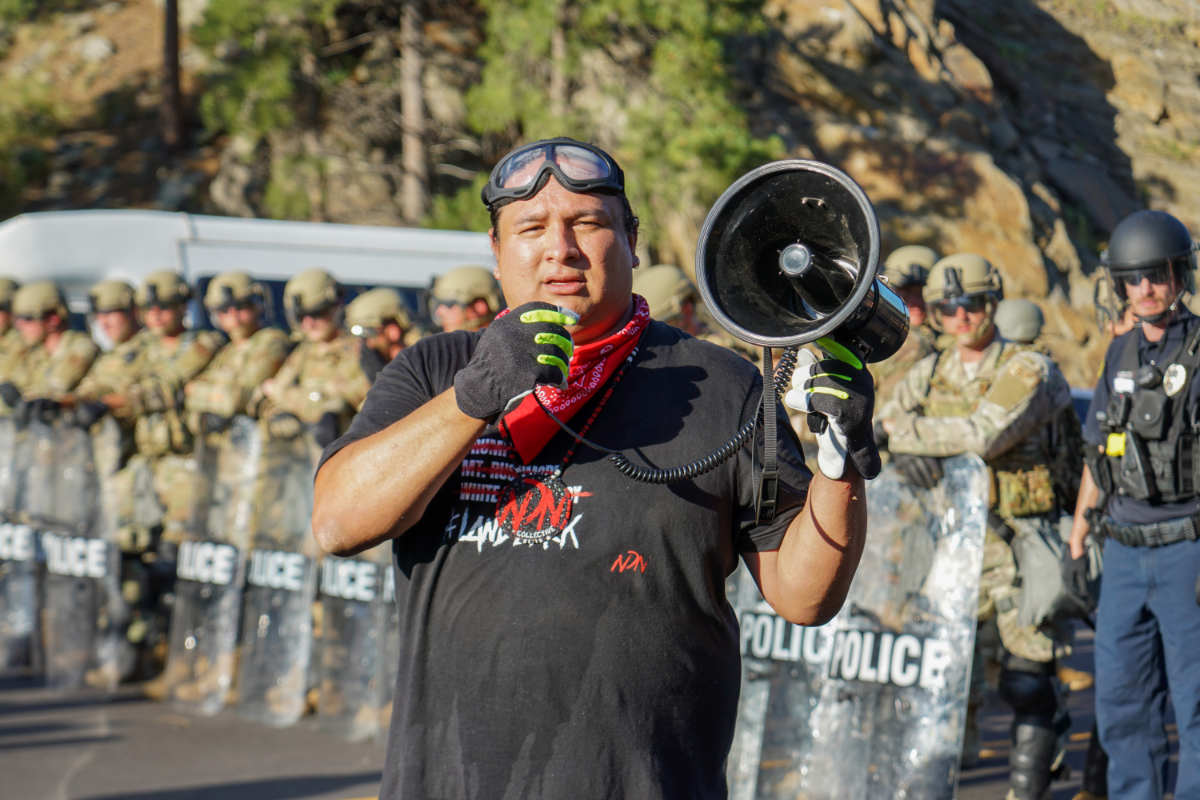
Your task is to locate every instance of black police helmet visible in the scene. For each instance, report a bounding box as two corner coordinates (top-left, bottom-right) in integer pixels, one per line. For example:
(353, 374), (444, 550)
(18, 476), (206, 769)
(1104, 209), (1197, 299)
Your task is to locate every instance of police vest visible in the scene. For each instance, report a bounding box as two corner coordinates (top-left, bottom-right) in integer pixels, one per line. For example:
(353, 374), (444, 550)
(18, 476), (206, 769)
(1097, 327), (1200, 503)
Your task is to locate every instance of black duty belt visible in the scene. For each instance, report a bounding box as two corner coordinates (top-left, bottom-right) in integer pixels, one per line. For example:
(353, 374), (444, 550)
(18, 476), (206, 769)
(1099, 515), (1200, 548)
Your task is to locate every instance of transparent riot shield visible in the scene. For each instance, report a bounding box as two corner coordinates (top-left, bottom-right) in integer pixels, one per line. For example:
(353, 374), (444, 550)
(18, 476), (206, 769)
(0, 415), (38, 668)
(235, 431), (321, 727)
(0, 415), (20, 520)
(163, 416), (260, 715)
(377, 563), (399, 733)
(727, 454), (988, 800)
(315, 544), (392, 740)
(39, 418), (124, 691)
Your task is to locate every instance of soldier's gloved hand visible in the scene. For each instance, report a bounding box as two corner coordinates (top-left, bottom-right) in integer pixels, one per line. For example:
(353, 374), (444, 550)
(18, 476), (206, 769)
(267, 412), (304, 440)
(453, 302), (578, 423)
(783, 346), (880, 480)
(199, 412), (231, 435)
(312, 412), (339, 448)
(891, 453), (944, 489)
(0, 381), (20, 409)
(71, 400), (109, 429)
(25, 398), (61, 425)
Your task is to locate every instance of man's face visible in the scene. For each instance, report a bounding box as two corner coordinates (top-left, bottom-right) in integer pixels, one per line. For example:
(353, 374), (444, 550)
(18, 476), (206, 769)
(434, 299), (491, 333)
(300, 309), (338, 343)
(142, 304), (186, 335)
(935, 295), (993, 349)
(1122, 267), (1179, 322)
(96, 309), (136, 346)
(214, 304), (260, 340)
(897, 286), (927, 328)
(490, 178), (637, 344)
(14, 313), (49, 346)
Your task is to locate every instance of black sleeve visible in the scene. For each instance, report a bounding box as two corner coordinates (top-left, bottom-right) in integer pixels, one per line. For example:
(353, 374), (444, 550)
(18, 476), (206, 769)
(318, 331), (479, 472)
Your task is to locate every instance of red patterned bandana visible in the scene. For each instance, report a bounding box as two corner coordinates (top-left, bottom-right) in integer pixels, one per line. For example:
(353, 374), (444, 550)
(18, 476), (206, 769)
(500, 295), (650, 463)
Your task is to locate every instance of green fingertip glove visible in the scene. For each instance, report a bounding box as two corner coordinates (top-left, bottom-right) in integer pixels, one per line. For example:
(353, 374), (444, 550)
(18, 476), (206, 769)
(454, 301), (577, 422)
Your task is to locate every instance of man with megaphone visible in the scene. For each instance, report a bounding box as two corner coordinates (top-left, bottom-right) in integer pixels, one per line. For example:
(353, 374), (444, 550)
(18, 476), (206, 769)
(311, 137), (880, 799)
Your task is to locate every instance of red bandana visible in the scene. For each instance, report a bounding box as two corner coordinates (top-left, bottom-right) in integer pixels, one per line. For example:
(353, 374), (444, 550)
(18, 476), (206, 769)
(499, 295), (650, 463)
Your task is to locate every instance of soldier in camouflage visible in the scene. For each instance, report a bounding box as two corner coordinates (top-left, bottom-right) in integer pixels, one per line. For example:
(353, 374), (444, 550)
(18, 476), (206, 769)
(0, 277), (24, 379)
(428, 265), (501, 333)
(345, 287), (411, 383)
(0, 281), (98, 419)
(872, 245), (940, 402)
(876, 254), (1078, 800)
(251, 268), (370, 447)
(184, 271), (291, 438)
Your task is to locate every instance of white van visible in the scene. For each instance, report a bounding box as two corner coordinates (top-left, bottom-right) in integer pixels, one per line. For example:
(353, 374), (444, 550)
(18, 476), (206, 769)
(0, 209), (495, 329)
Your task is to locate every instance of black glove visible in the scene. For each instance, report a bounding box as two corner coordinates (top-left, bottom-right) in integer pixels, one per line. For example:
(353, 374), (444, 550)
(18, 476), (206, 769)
(453, 301), (577, 422)
(24, 398), (61, 425)
(1062, 549), (1090, 603)
(199, 412), (231, 435)
(0, 381), (21, 409)
(312, 412), (339, 448)
(267, 412), (304, 440)
(783, 349), (879, 479)
(892, 453), (944, 489)
(71, 400), (109, 429)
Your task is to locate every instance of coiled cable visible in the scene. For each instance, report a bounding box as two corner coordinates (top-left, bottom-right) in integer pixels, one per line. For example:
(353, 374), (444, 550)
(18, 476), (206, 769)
(533, 346), (800, 484)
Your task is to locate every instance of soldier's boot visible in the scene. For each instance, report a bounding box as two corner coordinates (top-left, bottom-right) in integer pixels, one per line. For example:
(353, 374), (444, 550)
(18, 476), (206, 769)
(1057, 664), (1094, 692)
(1006, 722), (1058, 800)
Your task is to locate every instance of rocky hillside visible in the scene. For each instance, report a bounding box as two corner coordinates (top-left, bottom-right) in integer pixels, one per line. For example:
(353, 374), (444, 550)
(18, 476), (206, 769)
(2, 0), (1199, 386)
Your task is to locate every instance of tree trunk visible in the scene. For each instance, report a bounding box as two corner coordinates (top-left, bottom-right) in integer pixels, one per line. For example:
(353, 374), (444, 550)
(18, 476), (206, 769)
(400, 0), (428, 224)
(161, 0), (183, 153)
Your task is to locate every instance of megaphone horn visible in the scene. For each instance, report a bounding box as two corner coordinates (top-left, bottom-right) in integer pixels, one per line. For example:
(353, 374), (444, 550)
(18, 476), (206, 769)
(696, 159), (909, 363)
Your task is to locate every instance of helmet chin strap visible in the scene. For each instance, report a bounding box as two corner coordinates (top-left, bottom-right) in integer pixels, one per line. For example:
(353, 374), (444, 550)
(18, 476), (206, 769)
(1133, 286), (1185, 326)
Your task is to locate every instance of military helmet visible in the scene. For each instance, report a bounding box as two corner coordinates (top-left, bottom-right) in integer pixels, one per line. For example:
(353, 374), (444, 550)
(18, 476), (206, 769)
(88, 279), (136, 313)
(1103, 209), (1196, 296)
(923, 253), (1004, 304)
(994, 298), (1044, 344)
(0, 278), (19, 312)
(882, 245), (938, 289)
(136, 270), (192, 308)
(13, 281), (67, 319)
(631, 264), (697, 321)
(346, 288), (411, 335)
(429, 265), (501, 312)
(204, 271), (265, 312)
(284, 268), (342, 318)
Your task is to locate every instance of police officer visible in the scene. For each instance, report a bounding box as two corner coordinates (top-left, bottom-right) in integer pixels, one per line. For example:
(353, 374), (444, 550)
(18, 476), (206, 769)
(0, 281), (98, 418)
(251, 268), (370, 447)
(1068, 209), (1200, 800)
(876, 253), (1077, 799)
(344, 287), (411, 382)
(183, 271), (292, 437)
(995, 299), (1045, 347)
(428, 265), (501, 332)
(872, 245), (939, 403)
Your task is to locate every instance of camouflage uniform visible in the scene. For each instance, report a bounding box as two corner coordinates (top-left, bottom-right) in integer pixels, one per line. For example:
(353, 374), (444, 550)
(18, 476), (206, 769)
(871, 322), (937, 406)
(251, 335), (369, 432)
(10, 330), (98, 399)
(184, 328), (292, 436)
(0, 328), (26, 380)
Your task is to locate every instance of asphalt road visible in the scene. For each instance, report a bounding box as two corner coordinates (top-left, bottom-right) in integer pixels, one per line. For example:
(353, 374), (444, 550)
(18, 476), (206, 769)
(0, 623), (1175, 799)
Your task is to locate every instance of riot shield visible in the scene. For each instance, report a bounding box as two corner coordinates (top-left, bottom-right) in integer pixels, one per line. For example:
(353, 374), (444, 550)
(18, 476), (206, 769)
(314, 544), (392, 740)
(727, 454), (988, 800)
(235, 431), (321, 727)
(163, 416), (260, 714)
(38, 418), (124, 691)
(377, 563), (399, 732)
(0, 415), (20, 521)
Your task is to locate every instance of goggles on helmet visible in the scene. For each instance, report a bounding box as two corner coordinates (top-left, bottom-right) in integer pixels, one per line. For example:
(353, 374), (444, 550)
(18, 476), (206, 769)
(481, 137), (625, 209)
(932, 294), (989, 317)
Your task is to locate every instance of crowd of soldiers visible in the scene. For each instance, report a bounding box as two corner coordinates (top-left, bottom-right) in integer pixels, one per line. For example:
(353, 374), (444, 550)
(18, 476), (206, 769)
(0, 249), (1115, 796)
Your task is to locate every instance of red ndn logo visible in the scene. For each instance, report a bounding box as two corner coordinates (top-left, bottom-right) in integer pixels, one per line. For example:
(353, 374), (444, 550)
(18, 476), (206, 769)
(495, 475), (574, 544)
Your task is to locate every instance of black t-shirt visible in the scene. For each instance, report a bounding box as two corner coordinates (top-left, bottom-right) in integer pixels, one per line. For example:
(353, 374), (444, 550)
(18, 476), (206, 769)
(1086, 310), (1200, 523)
(321, 321), (812, 799)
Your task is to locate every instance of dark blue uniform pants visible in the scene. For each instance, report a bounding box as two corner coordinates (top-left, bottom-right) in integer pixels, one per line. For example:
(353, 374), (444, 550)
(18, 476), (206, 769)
(1095, 537), (1200, 799)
